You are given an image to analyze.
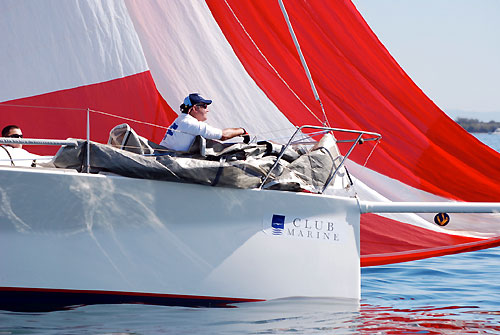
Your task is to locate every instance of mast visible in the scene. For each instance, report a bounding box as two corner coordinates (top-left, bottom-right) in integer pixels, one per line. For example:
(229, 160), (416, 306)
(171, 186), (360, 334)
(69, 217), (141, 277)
(278, 0), (329, 127)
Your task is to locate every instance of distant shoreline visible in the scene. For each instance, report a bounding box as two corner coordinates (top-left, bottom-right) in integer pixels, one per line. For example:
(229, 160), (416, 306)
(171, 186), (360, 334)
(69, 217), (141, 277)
(455, 117), (500, 133)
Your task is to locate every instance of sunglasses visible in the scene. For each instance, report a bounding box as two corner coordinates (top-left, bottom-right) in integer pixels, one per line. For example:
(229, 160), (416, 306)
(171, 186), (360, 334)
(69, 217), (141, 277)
(195, 104), (208, 109)
(7, 134), (23, 138)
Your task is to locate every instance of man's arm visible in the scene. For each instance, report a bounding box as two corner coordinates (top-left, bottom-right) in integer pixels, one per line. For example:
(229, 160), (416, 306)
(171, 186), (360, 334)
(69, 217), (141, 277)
(220, 127), (246, 141)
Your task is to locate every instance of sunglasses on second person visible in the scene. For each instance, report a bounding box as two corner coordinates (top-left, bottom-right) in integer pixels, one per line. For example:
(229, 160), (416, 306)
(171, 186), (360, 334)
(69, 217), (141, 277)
(6, 134), (23, 138)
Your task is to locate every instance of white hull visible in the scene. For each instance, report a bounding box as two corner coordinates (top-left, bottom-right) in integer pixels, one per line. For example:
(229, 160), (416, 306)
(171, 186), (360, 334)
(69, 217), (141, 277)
(0, 166), (360, 309)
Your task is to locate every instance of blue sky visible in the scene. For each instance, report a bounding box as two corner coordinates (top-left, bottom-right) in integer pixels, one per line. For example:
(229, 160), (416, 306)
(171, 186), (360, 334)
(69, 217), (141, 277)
(352, 0), (500, 121)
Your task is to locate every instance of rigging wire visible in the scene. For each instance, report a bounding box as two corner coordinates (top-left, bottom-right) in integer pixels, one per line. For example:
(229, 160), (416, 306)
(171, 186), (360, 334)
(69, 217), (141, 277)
(1, 103), (378, 148)
(0, 103), (294, 142)
(222, 0), (323, 125)
(277, 0), (383, 167)
(2, 103), (381, 167)
(0, 103), (86, 111)
(89, 109), (168, 130)
(363, 138), (381, 167)
(0, 103), (168, 130)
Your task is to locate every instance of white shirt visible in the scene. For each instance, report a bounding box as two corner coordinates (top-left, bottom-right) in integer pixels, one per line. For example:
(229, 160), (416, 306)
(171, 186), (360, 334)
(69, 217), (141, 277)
(160, 113), (223, 151)
(0, 146), (40, 167)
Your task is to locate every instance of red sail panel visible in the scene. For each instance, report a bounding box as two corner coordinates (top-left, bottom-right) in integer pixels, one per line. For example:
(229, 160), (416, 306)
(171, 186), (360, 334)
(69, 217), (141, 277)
(1, 72), (176, 155)
(206, 0), (500, 265)
(360, 214), (482, 255)
(206, 0), (500, 202)
(359, 214), (500, 266)
(362, 216), (500, 266)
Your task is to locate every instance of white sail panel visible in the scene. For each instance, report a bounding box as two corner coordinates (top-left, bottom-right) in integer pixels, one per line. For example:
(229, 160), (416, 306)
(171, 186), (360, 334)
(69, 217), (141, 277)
(0, 0), (147, 102)
(125, 0), (297, 142)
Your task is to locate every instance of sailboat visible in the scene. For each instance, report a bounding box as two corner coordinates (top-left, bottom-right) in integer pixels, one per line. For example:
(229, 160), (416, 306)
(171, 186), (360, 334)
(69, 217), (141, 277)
(1, 0), (499, 311)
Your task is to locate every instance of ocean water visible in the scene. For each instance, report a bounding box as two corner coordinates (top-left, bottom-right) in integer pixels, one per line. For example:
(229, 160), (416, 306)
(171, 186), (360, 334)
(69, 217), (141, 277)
(1, 134), (499, 334)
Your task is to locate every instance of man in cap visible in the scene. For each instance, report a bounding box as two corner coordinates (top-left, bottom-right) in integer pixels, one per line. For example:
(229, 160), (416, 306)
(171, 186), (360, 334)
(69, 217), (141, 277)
(160, 93), (247, 151)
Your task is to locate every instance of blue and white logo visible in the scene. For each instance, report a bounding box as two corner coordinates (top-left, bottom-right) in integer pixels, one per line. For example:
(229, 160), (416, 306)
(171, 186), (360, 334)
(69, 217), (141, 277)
(271, 214), (285, 235)
(263, 213), (346, 243)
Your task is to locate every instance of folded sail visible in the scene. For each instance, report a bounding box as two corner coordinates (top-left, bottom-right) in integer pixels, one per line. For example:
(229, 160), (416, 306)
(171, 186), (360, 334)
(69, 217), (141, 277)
(1, 0), (499, 266)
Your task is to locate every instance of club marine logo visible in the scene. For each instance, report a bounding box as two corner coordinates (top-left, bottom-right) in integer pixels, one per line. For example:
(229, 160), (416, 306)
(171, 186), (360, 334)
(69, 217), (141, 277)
(265, 214), (346, 243)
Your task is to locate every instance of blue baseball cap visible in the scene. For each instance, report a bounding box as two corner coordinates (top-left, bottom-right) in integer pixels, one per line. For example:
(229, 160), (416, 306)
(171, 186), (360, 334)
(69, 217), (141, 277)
(183, 93), (212, 107)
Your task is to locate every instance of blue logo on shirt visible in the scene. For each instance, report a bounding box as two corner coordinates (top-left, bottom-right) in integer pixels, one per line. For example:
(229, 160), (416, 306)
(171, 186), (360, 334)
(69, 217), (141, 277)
(167, 123), (178, 136)
(271, 214), (285, 235)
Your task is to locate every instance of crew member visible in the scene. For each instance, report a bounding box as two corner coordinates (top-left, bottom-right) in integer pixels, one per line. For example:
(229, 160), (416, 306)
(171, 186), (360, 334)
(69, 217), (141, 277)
(1, 125), (39, 166)
(160, 93), (247, 151)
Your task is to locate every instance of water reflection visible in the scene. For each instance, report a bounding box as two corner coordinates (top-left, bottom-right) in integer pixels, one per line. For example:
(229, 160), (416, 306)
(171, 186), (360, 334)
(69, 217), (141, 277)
(357, 304), (500, 334)
(0, 300), (499, 334)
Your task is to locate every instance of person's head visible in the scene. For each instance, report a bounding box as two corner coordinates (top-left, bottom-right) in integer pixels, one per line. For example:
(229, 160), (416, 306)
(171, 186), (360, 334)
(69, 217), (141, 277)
(180, 93), (212, 122)
(2, 125), (23, 148)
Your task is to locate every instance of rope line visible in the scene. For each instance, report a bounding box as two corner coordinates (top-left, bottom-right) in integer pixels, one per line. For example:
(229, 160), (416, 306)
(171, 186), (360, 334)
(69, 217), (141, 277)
(223, 0), (323, 125)
(0, 104), (86, 111)
(0, 104), (169, 130)
(363, 138), (381, 167)
(89, 109), (169, 130)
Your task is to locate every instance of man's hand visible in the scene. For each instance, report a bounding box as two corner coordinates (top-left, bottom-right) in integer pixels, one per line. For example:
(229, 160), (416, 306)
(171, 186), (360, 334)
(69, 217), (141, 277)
(221, 127), (248, 141)
(240, 128), (250, 144)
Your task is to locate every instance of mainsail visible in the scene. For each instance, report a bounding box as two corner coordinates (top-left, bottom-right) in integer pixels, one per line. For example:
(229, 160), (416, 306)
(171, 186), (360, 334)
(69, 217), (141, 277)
(1, 0), (499, 266)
